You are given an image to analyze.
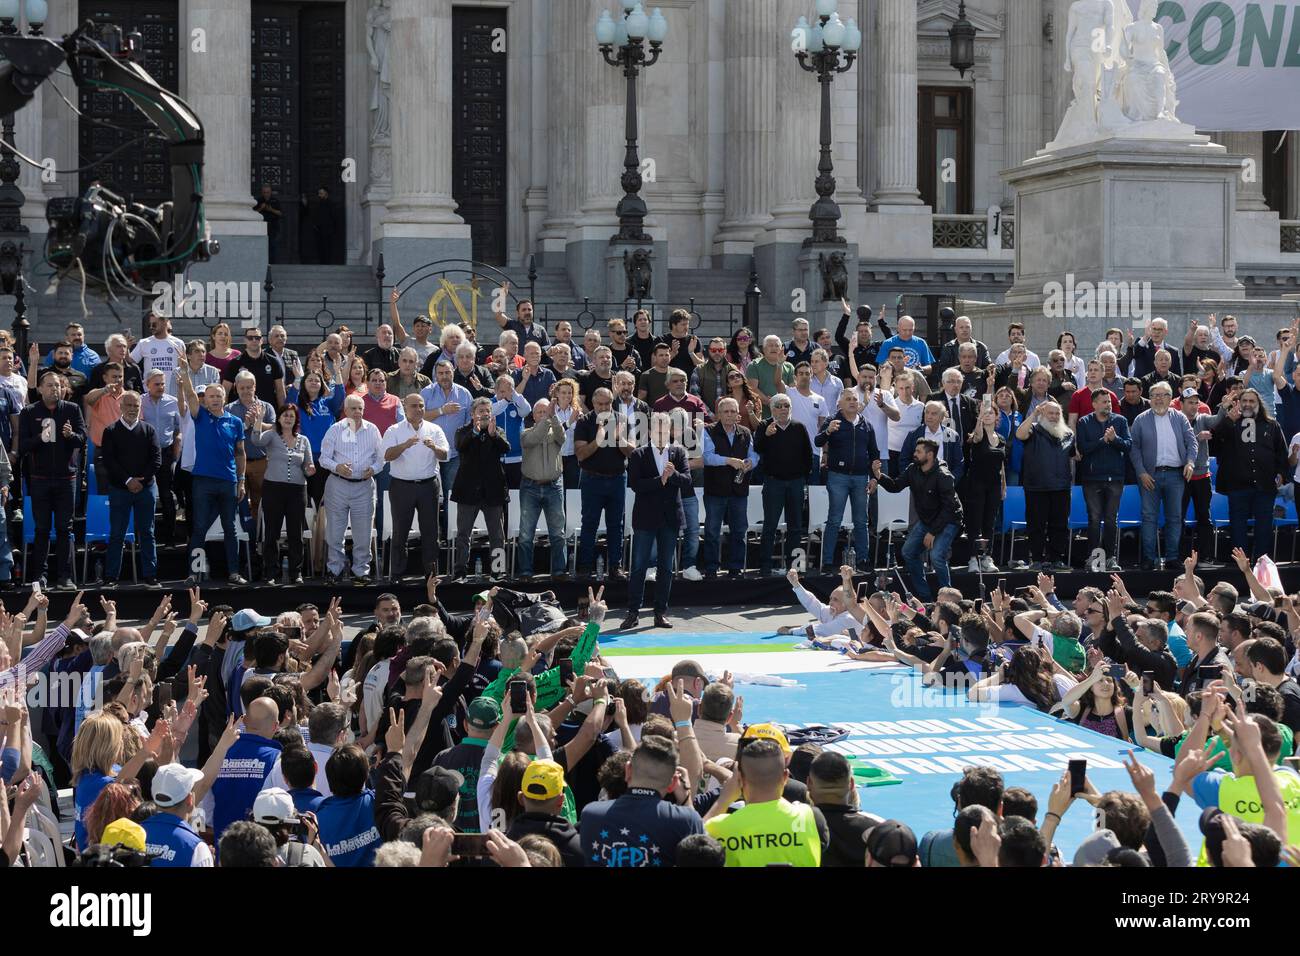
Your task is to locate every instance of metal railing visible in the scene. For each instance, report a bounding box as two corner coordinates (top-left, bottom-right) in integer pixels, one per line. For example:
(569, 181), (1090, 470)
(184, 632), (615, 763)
(932, 213), (1014, 251)
(1283, 221), (1300, 255)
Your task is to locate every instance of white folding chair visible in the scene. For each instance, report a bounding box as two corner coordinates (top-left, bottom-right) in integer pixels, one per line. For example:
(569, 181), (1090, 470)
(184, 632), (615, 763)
(506, 488), (522, 576)
(622, 488), (635, 570)
(876, 488), (912, 575)
(202, 514), (253, 581)
(806, 485), (829, 564)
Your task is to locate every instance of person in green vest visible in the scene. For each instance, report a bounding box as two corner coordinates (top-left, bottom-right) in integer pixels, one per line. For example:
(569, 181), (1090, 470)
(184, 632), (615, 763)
(1177, 689), (1300, 865)
(703, 738), (827, 867)
(1012, 606), (1086, 673)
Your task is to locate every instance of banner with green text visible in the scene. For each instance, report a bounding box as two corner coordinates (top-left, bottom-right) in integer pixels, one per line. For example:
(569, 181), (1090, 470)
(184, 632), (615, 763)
(1148, 0), (1300, 129)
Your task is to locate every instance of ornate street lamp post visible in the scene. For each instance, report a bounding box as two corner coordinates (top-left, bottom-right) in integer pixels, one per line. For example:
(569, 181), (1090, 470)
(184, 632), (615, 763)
(791, 0), (860, 246)
(595, 1), (667, 244)
(0, 0), (45, 358)
(948, 0), (977, 78)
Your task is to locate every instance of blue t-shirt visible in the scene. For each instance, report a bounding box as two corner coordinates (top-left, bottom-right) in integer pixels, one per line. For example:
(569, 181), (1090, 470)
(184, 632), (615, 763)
(578, 789), (704, 867)
(876, 334), (934, 369)
(287, 384), (346, 456)
(290, 787), (325, 816)
(211, 732), (282, 841)
(493, 398), (527, 463)
(316, 790), (382, 867)
(74, 770), (115, 850)
(191, 406), (246, 482)
(1166, 622), (1192, 668)
(141, 812), (207, 867)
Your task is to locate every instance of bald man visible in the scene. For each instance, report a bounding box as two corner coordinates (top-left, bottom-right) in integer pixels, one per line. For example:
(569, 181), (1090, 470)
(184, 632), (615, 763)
(210, 696), (284, 842)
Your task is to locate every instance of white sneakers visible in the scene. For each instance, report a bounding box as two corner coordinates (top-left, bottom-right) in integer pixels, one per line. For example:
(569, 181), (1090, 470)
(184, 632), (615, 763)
(980, 555), (998, 572)
(967, 558), (980, 572)
(645, 567), (656, 582)
(682, 566), (703, 581)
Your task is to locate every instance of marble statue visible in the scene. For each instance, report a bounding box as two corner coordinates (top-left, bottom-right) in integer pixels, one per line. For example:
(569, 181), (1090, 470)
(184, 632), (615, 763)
(366, 0), (392, 142)
(1046, 0), (1199, 152)
(1116, 0), (1179, 122)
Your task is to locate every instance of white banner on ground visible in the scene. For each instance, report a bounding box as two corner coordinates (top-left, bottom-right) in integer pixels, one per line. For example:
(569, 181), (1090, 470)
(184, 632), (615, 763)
(1146, 0), (1300, 130)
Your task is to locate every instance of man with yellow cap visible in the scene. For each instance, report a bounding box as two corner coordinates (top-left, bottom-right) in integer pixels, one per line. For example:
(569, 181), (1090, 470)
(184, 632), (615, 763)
(704, 735), (828, 867)
(506, 760), (585, 867)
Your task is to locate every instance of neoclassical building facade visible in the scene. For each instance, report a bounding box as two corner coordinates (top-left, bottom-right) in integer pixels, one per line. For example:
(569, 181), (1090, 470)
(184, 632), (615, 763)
(10, 0), (1300, 338)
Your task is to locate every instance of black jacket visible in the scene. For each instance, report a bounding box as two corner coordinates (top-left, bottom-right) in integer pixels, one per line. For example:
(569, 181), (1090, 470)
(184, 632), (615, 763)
(876, 459), (963, 535)
(627, 444), (691, 531)
(452, 424), (511, 505)
(18, 400), (86, 478)
(507, 812), (586, 868)
(1095, 616), (1178, 691)
(833, 310), (875, 385)
(816, 804), (884, 867)
(934, 339), (990, 379)
(753, 418), (813, 480)
(1213, 414), (1288, 494)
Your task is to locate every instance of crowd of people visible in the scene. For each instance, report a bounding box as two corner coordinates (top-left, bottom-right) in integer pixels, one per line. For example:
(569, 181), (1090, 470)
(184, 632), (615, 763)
(0, 556), (1296, 869)
(2, 301), (1299, 617)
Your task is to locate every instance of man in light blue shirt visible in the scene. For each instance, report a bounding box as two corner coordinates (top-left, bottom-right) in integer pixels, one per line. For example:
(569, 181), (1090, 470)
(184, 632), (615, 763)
(875, 315), (934, 376)
(43, 322), (101, 378)
(141, 368), (182, 545)
(421, 360), (473, 510)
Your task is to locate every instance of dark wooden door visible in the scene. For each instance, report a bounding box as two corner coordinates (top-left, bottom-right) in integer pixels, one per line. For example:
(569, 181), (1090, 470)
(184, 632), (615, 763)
(452, 6), (508, 265)
(78, 1), (180, 208)
(251, 1), (345, 264)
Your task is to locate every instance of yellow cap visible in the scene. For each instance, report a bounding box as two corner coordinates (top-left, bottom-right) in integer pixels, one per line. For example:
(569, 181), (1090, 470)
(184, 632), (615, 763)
(741, 723), (792, 756)
(99, 817), (147, 853)
(521, 759), (566, 801)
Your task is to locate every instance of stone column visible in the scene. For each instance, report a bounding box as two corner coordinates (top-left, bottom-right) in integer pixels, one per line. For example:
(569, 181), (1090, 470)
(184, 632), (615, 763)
(184, 0), (262, 283)
(538, 0), (586, 251)
(386, 0), (462, 225)
(1005, 2), (1044, 177)
(871, 0), (922, 208)
(766, 0), (820, 229)
(1221, 132), (1270, 212)
(184, 0), (260, 228)
(1051, 0), (1073, 136)
(713, 0), (776, 254)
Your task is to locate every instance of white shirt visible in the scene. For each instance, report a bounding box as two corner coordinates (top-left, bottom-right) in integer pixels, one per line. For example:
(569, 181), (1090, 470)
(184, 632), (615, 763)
(887, 396), (924, 453)
(924, 426), (947, 463)
(262, 740), (337, 798)
(995, 348), (1041, 371)
(361, 660), (392, 737)
(787, 389), (826, 454)
(651, 443), (670, 477)
(1153, 410), (1181, 468)
(131, 335), (186, 390)
(379, 416), (448, 480)
(0, 371), (26, 393)
(859, 387), (895, 449)
(320, 418), (383, 476)
(1289, 433), (1300, 483)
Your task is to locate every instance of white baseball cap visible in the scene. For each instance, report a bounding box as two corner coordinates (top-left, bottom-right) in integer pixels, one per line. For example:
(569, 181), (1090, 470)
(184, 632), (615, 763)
(152, 764), (205, 808)
(252, 787), (298, 824)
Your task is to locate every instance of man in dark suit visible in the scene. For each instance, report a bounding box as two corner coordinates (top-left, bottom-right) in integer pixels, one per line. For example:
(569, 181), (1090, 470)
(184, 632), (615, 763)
(99, 390), (161, 585)
(901, 402), (966, 482)
(621, 412), (692, 631)
(18, 371), (86, 588)
(935, 368), (978, 439)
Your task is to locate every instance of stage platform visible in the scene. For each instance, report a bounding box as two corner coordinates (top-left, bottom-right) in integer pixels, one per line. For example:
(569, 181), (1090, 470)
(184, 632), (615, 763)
(17, 563), (1293, 620)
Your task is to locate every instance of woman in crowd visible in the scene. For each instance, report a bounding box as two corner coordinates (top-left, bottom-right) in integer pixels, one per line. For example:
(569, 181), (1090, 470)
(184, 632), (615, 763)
(550, 377), (582, 490)
(70, 712), (160, 851)
(1056, 663), (1132, 741)
(968, 645), (1073, 711)
(726, 327), (759, 372)
(205, 322), (241, 377)
(1057, 331), (1086, 389)
(345, 355), (369, 396)
(964, 402), (1007, 572)
(252, 403), (315, 585)
(992, 385), (1024, 486)
(294, 369), (346, 508)
(724, 368), (763, 432)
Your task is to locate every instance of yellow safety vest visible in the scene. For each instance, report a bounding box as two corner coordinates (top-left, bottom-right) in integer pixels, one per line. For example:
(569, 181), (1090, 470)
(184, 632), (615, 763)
(705, 799), (822, 868)
(1196, 769), (1300, 866)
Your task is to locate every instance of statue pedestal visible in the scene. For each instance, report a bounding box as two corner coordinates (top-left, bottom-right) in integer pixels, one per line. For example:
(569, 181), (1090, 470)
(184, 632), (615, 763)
(605, 240), (668, 313)
(797, 243), (860, 329)
(994, 137), (1245, 347)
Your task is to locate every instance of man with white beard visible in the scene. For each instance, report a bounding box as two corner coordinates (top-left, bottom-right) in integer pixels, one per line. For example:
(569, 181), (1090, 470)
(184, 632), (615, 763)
(1213, 388), (1288, 562)
(1015, 400), (1075, 572)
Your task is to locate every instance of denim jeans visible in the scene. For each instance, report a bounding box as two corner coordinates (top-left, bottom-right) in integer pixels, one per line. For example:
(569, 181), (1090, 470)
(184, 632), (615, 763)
(1227, 488), (1276, 561)
(702, 494), (747, 573)
(372, 464), (392, 539)
(759, 477), (805, 573)
(822, 470), (871, 569)
(516, 477), (567, 576)
(107, 483), (157, 579)
(1082, 480), (1123, 558)
(900, 522), (960, 601)
(628, 524), (677, 615)
(189, 474), (239, 577)
(578, 473), (626, 571)
(680, 490), (700, 569)
(1140, 468), (1184, 563)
